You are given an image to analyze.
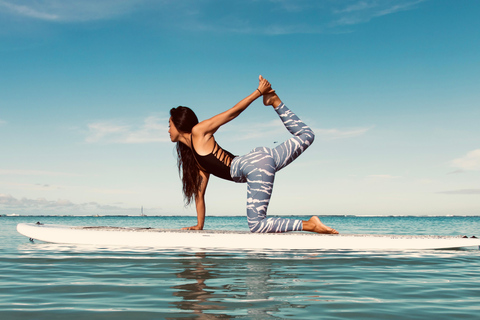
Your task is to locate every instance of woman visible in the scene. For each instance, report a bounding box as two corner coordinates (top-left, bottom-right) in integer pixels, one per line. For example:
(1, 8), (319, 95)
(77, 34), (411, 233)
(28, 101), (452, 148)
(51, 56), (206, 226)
(169, 75), (338, 234)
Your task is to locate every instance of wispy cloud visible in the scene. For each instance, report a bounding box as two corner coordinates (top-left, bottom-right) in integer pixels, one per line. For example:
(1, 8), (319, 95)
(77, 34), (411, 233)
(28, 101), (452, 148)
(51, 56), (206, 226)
(0, 0), (428, 34)
(450, 149), (480, 171)
(86, 116), (169, 144)
(225, 120), (371, 141)
(332, 0), (427, 26)
(0, 193), (75, 208)
(0, 118), (6, 126)
(437, 189), (480, 195)
(0, 193), (137, 212)
(0, 0), (58, 20)
(0, 0), (147, 22)
(314, 126), (372, 140)
(177, 0), (428, 35)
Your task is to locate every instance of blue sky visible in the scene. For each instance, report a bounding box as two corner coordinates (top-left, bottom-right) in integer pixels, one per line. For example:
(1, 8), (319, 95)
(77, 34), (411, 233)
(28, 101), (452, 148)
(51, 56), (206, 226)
(1, 0), (479, 216)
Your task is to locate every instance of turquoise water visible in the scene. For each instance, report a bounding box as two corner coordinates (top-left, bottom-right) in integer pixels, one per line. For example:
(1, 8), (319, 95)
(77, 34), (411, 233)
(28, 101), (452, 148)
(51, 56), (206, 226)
(1, 215), (480, 319)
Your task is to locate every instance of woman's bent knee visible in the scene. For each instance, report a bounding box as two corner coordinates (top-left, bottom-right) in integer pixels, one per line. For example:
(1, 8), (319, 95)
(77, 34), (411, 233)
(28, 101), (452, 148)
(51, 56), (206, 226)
(304, 129), (315, 145)
(248, 221), (262, 233)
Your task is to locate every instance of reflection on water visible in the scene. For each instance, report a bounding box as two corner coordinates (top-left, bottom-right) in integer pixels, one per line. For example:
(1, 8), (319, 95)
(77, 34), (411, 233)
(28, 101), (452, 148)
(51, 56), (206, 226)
(171, 251), (317, 318)
(172, 252), (231, 318)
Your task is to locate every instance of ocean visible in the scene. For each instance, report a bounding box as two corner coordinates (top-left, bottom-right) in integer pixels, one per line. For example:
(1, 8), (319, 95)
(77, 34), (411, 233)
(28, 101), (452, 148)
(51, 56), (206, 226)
(1, 215), (480, 319)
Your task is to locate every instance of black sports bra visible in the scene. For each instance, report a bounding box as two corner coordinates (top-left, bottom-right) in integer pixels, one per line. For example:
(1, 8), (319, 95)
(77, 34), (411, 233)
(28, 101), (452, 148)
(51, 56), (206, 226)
(191, 139), (236, 181)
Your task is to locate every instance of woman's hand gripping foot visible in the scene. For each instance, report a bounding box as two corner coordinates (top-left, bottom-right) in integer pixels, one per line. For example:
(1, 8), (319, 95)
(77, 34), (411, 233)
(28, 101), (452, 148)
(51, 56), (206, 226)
(257, 75), (271, 95)
(258, 75), (282, 108)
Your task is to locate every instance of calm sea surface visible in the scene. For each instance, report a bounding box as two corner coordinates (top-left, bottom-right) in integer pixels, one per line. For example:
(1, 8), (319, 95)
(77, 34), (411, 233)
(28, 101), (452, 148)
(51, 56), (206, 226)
(1, 215), (480, 319)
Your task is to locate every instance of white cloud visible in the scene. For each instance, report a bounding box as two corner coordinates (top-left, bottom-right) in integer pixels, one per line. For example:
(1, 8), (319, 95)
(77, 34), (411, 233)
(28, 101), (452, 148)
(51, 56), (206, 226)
(86, 116), (169, 144)
(451, 149), (480, 171)
(0, 194), (20, 206)
(0, 193), (135, 211)
(0, 118), (6, 126)
(314, 126), (372, 140)
(0, 193), (74, 208)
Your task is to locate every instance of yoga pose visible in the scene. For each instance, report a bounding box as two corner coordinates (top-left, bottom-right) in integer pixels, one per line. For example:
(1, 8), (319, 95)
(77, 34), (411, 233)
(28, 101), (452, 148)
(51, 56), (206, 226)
(169, 76), (338, 234)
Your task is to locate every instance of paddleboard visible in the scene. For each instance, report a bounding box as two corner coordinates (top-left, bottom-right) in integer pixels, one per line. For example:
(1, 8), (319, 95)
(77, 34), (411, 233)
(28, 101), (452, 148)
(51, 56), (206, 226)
(17, 223), (480, 251)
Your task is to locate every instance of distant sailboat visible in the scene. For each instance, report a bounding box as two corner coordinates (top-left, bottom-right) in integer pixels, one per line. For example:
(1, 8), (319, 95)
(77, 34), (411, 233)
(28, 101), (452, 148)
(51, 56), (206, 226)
(140, 206), (147, 217)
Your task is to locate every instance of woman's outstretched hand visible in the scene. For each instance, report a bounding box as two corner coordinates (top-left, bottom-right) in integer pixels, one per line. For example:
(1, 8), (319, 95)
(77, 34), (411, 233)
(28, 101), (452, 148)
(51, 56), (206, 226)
(257, 75), (272, 95)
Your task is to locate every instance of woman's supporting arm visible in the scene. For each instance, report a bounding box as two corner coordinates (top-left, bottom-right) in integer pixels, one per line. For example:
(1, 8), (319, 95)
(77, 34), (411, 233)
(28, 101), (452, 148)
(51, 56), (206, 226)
(181, 170), (210, 230)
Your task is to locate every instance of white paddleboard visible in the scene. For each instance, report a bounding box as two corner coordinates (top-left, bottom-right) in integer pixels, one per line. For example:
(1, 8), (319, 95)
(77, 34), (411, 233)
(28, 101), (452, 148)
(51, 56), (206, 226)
(17, 223), (480, 251)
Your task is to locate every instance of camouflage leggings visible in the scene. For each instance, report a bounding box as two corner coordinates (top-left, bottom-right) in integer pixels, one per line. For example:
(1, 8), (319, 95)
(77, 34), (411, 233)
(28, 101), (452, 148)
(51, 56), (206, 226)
(230, 103), (315, 233)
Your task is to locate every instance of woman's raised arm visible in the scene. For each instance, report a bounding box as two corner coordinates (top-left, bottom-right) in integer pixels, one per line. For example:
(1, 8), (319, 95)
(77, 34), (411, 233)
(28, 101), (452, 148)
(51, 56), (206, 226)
(192, 76), (271, 139)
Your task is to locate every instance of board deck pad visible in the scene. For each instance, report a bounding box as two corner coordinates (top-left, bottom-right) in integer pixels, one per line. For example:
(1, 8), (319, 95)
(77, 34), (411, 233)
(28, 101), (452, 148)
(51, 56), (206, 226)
(17, 223), (480, 251)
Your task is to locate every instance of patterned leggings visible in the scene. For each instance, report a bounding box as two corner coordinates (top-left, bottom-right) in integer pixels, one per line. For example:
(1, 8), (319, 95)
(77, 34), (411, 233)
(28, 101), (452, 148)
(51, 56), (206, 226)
(230, 103), (315, 233)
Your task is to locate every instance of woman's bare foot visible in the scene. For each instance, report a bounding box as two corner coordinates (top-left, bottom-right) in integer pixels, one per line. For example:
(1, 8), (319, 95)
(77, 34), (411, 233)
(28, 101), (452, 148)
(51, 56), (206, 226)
(303, 216), (339, 234)
(263, 89), (282, 108)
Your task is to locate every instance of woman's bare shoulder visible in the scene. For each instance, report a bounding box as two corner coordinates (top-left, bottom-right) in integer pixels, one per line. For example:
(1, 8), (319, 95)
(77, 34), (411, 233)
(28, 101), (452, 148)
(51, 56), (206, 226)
(191, 125), (215, 155)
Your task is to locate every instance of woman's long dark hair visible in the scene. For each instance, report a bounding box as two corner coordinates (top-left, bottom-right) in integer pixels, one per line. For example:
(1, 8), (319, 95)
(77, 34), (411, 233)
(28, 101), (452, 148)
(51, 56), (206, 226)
(170, 106), (201, 206)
